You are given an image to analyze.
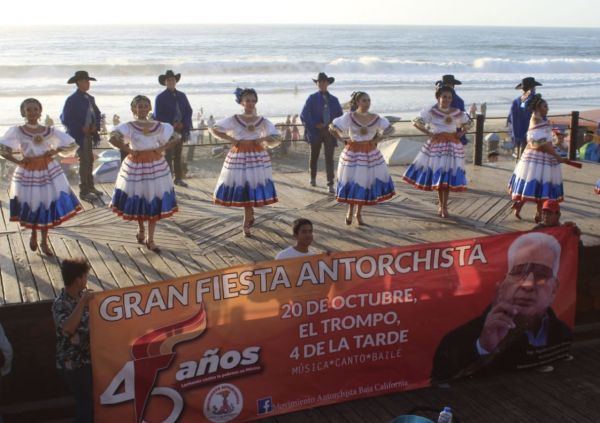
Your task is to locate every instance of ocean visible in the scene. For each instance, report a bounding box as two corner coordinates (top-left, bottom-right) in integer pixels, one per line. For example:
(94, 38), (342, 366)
(1, 24), (600, 126)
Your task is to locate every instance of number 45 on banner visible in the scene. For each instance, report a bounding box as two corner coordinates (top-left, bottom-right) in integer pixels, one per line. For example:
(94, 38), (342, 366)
(100, 360), (184, 423)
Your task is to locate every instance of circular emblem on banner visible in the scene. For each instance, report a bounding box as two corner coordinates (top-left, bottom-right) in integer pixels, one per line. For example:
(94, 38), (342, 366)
(204, 383), (243, 422)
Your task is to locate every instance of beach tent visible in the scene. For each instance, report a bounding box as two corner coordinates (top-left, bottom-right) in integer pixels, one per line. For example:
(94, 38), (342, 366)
(550, 109), (600, 130)
(93, 159), (120, 183)
(379, 138), (423, 165)
(552, 110), (600, 150)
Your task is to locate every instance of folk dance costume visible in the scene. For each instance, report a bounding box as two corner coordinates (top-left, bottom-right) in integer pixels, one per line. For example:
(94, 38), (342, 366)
(213, 115), (280, 207)
(595, 179), (600, 194)
(109, 122), (179, 221)
(330, 112), (395, 204)
(0, 126), (81, 229)
(403, 105), (472, 191)
(508, 119), (563, 202)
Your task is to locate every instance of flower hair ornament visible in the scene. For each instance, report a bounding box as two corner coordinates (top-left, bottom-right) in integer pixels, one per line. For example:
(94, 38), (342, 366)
(234, 87), (244, 104)
(234, 87), (258, 105)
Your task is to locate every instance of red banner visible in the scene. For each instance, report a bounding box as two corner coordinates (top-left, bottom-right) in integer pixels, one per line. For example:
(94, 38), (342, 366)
(90, 227), (577, 422)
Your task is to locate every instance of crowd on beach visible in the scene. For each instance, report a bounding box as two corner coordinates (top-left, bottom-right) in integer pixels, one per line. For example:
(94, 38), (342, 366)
(0, 68), (591, 422)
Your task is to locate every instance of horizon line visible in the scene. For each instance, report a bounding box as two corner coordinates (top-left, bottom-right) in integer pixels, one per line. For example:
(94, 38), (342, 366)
(2, 23), (600, 29)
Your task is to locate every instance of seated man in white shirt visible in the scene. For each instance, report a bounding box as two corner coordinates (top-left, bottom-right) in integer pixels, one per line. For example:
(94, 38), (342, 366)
(275, 218), (316, 259)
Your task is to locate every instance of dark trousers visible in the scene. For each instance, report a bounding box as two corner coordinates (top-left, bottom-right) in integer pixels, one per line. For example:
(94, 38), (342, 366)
(61, 364), (94, 423)
(166, 137), (185, 180)
(514, 137), (526, 160)
(78, 136), (95, 194)
(309, 130), (336, 186)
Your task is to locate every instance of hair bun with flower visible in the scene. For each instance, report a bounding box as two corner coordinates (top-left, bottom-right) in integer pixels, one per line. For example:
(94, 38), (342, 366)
(350, 91), (367, 109)
(528, 93), (545, 112)
(234, 87), (244, 104)
(234, 87), (258, 105)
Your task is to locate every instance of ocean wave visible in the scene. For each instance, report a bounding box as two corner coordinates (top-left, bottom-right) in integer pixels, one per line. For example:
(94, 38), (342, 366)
(472, 57), (600, 73)
(3, 56), (600, 78)
(2, 80), (600, 98)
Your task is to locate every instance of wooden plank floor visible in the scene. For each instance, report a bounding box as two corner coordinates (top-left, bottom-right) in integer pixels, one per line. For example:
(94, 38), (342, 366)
(1, 155), (599, 305)
(1, 150), (599, 422)
(256, 338), (600, 423)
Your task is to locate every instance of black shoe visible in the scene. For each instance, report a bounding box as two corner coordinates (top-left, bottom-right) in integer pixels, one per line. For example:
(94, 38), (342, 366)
(174, 179), (188, 187)
(90, 187), (103, 196)
(80, 192), (97, 202)
(309, 179), (316, 187)
(328, 185), (335, 194)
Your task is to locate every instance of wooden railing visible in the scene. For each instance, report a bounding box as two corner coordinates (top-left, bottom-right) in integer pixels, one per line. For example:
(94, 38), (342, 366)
(82, 111), (591, 167)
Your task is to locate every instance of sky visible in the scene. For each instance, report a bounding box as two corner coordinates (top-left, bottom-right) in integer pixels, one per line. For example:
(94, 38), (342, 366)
(1, 0), (599, 27)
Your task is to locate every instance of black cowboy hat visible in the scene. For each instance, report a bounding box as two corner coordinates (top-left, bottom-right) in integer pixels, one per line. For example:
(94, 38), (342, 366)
(67, 70), (97, 84)
(158, 70), (181, 86)
(515, 76), (542, 90)
(312, 72), (335, 84)
(440, 74), (461, 85)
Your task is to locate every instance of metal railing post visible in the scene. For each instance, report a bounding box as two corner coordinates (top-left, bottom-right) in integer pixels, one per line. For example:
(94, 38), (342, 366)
(474, 113), (485, 166)
(569, 111), (579, 161)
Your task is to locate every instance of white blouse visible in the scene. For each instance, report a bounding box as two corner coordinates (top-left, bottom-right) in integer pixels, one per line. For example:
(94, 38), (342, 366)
(112, 121), (174, 151)
(213, 115), (279, 141)
(0, 126), (76, 157)
(413, 105), (471, 134)
(331, 112), (392, 142)
(527, 119), (553, 144)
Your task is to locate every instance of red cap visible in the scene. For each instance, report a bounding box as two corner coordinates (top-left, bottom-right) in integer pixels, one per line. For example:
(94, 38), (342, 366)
(542, 200), (560, 212)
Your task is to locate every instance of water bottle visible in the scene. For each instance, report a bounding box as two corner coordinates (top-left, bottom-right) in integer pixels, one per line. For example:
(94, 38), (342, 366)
(437, 406), (453, 423)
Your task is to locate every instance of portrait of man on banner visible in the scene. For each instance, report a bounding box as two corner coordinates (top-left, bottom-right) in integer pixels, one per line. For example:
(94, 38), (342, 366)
(431, 231), (572, 383)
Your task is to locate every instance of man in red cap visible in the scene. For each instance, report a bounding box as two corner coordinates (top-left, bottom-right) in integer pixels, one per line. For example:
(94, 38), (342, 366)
(534, 200), (580, 236)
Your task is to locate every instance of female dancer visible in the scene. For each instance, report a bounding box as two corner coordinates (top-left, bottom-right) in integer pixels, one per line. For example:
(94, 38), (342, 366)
(403, 85), (472, 217)
(508, 94), (565, 221)
(291, 114), (300, 143)
(108, 95), (180, 253)
(210, 88), (281, 237)
(0, 98), (81, 256)
(282, 114), (292, 154)
(329, 91), (395, 226)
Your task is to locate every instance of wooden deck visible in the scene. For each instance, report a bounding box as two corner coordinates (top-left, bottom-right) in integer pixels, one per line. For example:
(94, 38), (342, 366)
(1, 153), (599, 305)
(1, 149), (600, 422)
(256, 337), (600, 423)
